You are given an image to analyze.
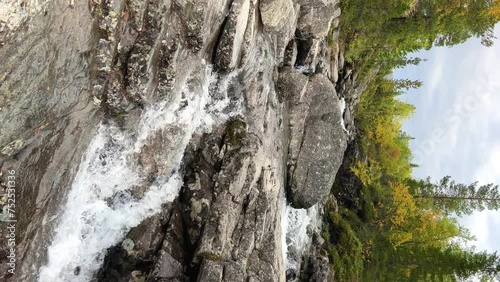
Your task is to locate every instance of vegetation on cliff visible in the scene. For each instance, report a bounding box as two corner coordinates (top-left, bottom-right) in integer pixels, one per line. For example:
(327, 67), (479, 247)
(326, 0), (500, 281)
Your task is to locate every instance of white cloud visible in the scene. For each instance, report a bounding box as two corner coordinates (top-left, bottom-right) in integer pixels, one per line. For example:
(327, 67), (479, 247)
(460, 209), (500, 253)
(396, 23), (500, 253)
(474, 146), (500, 185)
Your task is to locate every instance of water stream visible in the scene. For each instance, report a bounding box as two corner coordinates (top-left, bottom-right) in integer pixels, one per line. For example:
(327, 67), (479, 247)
(38, 61), (238, 282)
(282, 199), (322, 277)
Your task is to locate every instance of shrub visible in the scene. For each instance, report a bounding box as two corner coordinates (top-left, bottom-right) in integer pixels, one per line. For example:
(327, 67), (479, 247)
(326, 212), (363, 281)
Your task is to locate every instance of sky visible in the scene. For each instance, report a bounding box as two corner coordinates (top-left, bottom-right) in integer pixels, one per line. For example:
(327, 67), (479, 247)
(394, 24), (500, 253)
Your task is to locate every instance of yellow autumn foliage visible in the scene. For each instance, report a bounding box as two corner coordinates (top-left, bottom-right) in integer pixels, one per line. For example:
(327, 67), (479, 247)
(489, 0), (500, 20)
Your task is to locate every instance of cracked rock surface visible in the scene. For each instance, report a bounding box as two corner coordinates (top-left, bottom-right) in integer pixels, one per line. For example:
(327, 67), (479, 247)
(0, 0), (346, 281)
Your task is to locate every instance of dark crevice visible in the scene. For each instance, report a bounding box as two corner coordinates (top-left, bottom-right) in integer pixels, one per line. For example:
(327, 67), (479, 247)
(211, 0), (236, 67)
(294, 32), (314, 69)
(177, 133), (226, 281)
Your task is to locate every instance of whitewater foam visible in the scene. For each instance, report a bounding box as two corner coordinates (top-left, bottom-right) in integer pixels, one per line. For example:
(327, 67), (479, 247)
(38, 63), (239, 282)
(339, 97), (349, 133)
(282, 195), (321, 276)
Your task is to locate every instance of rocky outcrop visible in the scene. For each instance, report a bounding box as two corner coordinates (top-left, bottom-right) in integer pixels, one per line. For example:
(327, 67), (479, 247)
(215, 0), (251, 70)
(0, 0), (346, 281)
(299, 235), (333, 282)
(332, 140), (364, 209)
(260, 0), (298, 63)
(293, 0), (340, 74)
(280, 72), (347, 209)
(297, 0), (340, 39)
(0, 1), (100, 280)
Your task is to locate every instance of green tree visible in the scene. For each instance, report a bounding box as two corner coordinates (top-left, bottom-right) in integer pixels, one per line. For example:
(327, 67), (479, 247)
(407, 245), (500, 281)
(394, 78), (424, 91)
(365, 243), (500, 281)
(410, 176), (500, 216)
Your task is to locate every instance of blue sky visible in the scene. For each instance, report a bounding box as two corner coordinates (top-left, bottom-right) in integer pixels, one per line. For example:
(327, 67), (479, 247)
(394, 24), (500, 253)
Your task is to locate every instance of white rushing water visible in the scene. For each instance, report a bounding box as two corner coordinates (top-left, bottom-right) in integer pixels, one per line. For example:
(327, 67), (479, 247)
(38, 62), (239, 282)
(282, 196), (322, 275)
(339, 97), (349, 133)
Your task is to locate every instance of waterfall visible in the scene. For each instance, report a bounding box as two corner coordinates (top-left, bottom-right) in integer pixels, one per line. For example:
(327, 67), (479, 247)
(281, 194), (322, 278)
(339, 97), (348, 133)
(38, 62), (239, 282)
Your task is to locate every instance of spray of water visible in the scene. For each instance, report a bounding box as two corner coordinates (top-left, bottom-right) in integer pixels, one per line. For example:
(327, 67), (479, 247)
(282, 202), (321, 274)
(38, 62), (240, 282)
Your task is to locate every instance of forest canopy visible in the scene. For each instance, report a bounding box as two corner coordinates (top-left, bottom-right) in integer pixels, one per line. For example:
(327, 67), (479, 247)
(325, 0), (500, 281)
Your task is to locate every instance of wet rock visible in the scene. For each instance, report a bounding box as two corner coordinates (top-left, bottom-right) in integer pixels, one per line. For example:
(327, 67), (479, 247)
(298, 219), (332, 282)
(198, 260), (224, 281)
(191, 38), (287, 282)
(215, 0), (251, 70)
(127, 215), (165, 260)
(301, 255), (332, 282)
(156, 252), (185, 279)
(174, 0), (231, 53)
(1, 139), (25, 157)
(0, 0), (346, 280)
(287, 74), (347, 209)
(0, 0), (102, 280)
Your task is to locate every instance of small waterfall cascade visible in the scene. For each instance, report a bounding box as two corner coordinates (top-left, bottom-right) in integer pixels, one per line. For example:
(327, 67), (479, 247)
(38, 62), (240, 282)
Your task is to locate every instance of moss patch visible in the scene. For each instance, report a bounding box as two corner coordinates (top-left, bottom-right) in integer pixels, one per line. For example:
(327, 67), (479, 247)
(226, 119), (247, 146)
(198, 252), (224, 262)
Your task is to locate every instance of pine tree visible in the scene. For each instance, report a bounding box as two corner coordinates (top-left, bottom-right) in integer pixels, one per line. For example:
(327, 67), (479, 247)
(394, 78), (424, 90)
(411, 176), (500, 216)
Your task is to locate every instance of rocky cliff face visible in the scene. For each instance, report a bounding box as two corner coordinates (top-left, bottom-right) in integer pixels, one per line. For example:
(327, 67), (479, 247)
(0, 0), (346, 281)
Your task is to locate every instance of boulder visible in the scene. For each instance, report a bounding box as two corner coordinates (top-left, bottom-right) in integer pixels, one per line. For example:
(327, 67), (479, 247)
(276, 67), (309, 103)
(286, 74), (347, 209)
(260, 0), (295, 33)
(297, 0), (340, 38)
(260, 0), (299, 64)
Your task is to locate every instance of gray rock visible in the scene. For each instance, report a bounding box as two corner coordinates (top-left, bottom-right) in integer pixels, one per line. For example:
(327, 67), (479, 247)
(287, 74), (347, 209)
(0, 0), (345, 280)
(1, 139), (24, 157)
(299, 224), (332, 282)
(332, 17), (341, 29)
(215, 0), (251, 70)
(240, 0), (260, 65)
(283, 40), (298, 67)
(260, 0), (295, 33)
(156, 252), (185, 279)
(260, 0), (299, 64)
(276, 67), (309, 103)
(198, 260), (224, 281)
(295, 38), (321, 73)
(297, 0), (339, 38)
(174, 0), (232, 53)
